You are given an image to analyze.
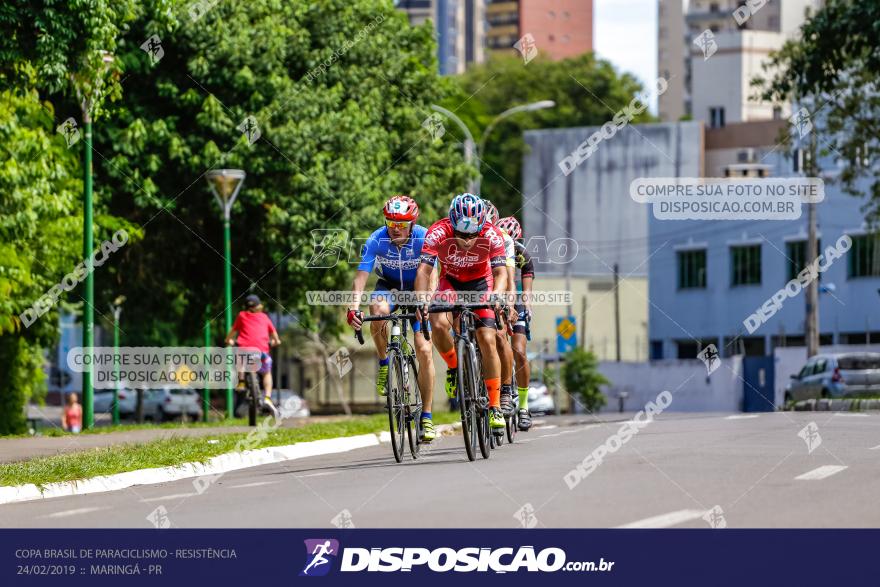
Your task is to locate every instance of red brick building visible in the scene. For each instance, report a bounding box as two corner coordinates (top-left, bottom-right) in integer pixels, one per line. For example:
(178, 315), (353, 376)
(487, 0), (593, 60)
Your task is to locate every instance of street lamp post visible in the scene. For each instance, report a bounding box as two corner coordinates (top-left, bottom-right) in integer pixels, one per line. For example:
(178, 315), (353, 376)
(205, 169), (246, 419)
(430, 101), (555, 195)
(109, 296), (125, 425)
(430, 105), (477, 193)
(475, 100), (555, 194)
(76, 50), (114, 430)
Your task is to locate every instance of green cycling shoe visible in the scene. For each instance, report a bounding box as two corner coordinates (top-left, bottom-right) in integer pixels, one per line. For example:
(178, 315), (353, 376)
(420, 418), (436, 442)
(445, 368), (457, 399)
(376, 364), (389, 397)
(489, 407), (506, 429)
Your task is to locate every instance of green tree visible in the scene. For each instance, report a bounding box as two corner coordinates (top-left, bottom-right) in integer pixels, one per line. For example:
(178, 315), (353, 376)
(0, 91), (82, 434)
(760, 0), (880, 224)
(442, 52), (655, 215)
(562, 347), (609, 413)
(90, 0), (469, 345)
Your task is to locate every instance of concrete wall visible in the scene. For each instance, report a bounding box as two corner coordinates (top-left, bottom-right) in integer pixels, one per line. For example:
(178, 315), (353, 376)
(522, 121), (703, 278)
(596, 355), (744, 412)
(528, 276), (649, 362)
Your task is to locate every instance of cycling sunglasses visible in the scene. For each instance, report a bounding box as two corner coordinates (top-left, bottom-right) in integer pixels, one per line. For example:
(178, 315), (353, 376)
(384, 219), (413, 230)
(453, 230), (480, 241)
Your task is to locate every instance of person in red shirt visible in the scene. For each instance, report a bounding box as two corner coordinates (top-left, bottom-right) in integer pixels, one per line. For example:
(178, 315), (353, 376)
(415, 193), (508, 430)
(225, 294), (281, 407)
(62, 392), (83, 434)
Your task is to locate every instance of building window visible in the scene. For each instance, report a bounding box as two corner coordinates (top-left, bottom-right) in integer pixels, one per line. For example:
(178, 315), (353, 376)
(709, 2), (719, 11)
(848, 234), (880, 278)
(786, 240), (822, 281)
(731, 245), (761, 286)
(678, 249), (707, 289)
(709, 106), (726, 128)
(773, 106), (782, 119)
(650, 340), (664, 360)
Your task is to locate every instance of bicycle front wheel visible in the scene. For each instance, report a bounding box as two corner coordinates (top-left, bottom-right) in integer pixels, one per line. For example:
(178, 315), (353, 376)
(405, 353), (421, 459)
(386, 351), (406, 463)
(457, 338), (478, 462)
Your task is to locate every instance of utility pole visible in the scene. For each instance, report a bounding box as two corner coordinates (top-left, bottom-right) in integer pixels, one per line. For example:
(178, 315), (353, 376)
(804, 136), (820, 357)
(614, 263), (621, 362)
(580, 293), (587, 349)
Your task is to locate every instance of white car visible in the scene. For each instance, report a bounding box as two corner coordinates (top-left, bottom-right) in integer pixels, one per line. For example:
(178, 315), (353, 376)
(527, 382), (555, 415)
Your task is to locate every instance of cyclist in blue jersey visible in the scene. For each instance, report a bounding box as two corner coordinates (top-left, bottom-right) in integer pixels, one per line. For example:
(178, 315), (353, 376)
(347, 196), (437, 441)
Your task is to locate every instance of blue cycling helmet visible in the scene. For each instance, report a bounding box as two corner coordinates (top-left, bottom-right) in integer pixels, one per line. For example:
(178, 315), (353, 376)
(449, 193), (486, 234)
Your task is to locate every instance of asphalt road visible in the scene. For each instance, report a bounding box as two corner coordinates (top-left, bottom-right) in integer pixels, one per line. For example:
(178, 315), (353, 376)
(2, 411), (878, 528)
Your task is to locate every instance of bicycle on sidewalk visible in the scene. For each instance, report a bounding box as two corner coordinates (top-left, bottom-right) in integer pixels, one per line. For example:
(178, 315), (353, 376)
(427, 302), (503, 461)
(354, 308), (425, 463)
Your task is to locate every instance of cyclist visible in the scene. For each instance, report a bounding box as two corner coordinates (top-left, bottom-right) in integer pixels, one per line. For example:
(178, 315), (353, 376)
(497, 216), (535, 431)
(225, 294), (281, 408)
(414, 193), (508, 431)
(347, 195), (437, 442)
(482, 200), (518, 418)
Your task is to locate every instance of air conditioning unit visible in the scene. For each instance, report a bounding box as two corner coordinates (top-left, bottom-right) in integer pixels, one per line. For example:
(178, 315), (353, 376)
(737, 148), (757, 163)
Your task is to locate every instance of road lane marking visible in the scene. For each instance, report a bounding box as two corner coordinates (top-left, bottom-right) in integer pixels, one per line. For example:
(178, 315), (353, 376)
(870, 445), (880, 450)
(616, 509), (706, 529)
(834, 413), (869, 417)
(725, 415), (759, 420)
(295, 471), (339, 478)
(43, 507), (109, 519)
(795, 465), (848, 480)
(139, 493), (197, 503)
(227, 481), (279, 489)
(534, 424), (558, 430)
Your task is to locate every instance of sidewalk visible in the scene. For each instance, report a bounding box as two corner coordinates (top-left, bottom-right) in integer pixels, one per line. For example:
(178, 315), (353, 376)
(3, 412), (350, 464)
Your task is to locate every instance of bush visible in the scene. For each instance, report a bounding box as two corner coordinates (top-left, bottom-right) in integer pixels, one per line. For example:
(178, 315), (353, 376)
(562, 347), (609, 413)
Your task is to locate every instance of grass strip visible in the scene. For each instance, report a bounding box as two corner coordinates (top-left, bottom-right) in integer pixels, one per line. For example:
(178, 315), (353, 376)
(0, 412), (459, 488)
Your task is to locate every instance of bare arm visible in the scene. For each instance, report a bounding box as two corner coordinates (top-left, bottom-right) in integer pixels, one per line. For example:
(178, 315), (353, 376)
(349, 270), (370, 312)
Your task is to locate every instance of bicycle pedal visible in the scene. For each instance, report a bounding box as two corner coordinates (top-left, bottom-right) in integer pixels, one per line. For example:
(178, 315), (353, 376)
(477, 397), (489, 410)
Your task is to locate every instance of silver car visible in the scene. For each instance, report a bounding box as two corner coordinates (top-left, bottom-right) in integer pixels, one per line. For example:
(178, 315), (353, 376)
(527, 382), (556, 415)
(786, 352), (880, 402)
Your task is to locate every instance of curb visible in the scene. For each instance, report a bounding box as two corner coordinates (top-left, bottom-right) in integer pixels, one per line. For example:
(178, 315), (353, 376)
(0, 433), (382, 506)
(0, 422), (466, 506)
(791, 398), (880, 412)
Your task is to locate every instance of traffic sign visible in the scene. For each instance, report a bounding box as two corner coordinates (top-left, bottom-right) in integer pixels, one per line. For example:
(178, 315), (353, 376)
(556, 316), (577, 354)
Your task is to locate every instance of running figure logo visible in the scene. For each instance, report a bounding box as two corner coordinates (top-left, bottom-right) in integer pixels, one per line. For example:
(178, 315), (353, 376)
(300, 539), (340, 577)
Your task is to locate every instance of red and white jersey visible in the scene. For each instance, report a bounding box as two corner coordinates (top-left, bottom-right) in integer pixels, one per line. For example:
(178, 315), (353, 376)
(420, 218), (507, 282)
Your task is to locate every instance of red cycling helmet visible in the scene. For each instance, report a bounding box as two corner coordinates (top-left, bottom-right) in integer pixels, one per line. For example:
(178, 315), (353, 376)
(497, 216), (523, 241)
(383, 195), (419, 222)
(483, 199), (500, 224)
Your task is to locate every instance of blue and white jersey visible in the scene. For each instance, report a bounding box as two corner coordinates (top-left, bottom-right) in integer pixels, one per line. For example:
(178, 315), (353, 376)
(357, 225), (427, 290)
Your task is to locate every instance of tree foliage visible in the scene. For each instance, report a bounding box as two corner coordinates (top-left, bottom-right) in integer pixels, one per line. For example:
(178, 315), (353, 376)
(442, 52), (655, 216)
(562, 347), (609, 413)
(760, 0), (880, 224)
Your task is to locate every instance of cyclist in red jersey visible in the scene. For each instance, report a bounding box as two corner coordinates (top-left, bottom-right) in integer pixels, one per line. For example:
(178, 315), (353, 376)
(415, 193), (508, 430)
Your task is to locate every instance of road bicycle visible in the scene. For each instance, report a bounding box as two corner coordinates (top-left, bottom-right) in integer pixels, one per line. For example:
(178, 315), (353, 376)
(355, 309), (425, 463)
(427, 302), (502, 461)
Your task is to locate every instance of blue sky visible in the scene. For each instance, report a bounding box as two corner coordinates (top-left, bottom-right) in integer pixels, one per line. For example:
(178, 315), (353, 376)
(594, 0), (659, 112)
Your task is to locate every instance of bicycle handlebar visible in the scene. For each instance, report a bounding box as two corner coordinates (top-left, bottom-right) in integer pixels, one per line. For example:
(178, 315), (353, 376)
(353, 311), (428, 345)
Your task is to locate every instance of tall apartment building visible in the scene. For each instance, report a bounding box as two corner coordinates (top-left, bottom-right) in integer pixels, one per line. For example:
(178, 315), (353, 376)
(486, 0), (593, 60)
(396, 0), (486, 75)
(658, 0), (822, 124)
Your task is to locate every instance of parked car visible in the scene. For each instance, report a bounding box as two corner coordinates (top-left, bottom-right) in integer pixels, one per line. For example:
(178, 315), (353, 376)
(527, 381), (555, 415)
(786, 353), (880, 402)
(93, 388), (138, 416)
(235, 389), (310, 419)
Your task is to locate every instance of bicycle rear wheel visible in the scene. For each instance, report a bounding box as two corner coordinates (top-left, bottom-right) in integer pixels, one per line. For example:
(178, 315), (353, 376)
(457, 338), (478, 462)
(386, 351), (406, 463)
(506, 410), (518, 443)
(405, 354), (421, 459)
(477, 379), (491, 459)
(246, 373), (259, 427)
